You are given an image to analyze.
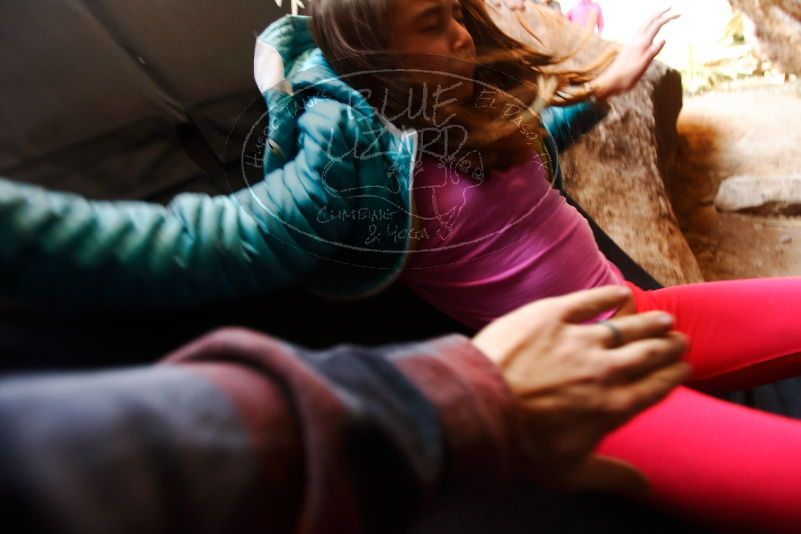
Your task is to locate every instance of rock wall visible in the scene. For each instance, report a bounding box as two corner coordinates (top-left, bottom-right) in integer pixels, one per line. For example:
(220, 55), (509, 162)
(490, 5), (705, 285)
(729, 0), (801, 75)
(559, 62), (705, 285)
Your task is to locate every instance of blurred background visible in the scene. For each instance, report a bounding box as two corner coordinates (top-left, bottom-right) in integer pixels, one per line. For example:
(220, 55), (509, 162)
(599, 0), (794, 93)
(547, 0), (801, 286)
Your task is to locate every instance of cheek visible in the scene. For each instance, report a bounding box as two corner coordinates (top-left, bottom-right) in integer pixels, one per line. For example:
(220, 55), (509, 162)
(394, 33), (452, 67)
(392, 37), (471, 87)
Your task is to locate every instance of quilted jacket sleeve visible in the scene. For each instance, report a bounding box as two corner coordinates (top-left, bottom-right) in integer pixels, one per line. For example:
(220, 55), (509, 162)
(540, 99), (609, 153)
(0, 100), (359, 312)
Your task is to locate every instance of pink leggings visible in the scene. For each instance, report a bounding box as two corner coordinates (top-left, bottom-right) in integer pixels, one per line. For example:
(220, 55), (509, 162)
(594, 278), (801, 533)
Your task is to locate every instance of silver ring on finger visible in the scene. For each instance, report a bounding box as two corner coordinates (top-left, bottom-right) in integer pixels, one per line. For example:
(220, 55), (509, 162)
(598, 320), (624, 348)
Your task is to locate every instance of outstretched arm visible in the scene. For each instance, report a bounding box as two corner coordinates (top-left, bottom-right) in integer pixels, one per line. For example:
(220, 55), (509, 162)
(0, 328), (521, 534)
(0, 286), (689, 533)
(0, 100), (361, 312)
(0, 288), (689, 533)
(542, 8), (679, 152)
(589, 8), (679, 101)
(540, 100), (610, 153)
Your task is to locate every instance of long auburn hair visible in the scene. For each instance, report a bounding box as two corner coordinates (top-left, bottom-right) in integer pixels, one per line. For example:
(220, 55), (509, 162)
(309, 0), (617, 174)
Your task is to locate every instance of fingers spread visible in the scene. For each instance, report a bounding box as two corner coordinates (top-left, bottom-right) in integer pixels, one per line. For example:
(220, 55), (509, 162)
(641, 6), (673, 34)
(644, 12), (681, 44)
(648, 38), (667, 59)
(639, 7), (670, 35)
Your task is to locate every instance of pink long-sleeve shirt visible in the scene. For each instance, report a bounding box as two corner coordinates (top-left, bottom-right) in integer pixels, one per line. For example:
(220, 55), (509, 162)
(401, 149), (626, 330)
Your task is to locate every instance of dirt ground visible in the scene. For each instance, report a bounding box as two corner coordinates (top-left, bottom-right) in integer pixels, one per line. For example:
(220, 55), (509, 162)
(668, 80), (801, 280)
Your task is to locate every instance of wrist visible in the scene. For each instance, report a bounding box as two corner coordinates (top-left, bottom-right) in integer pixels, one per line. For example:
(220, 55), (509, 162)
(409, 335), (523, 490)
(586, 77), (615, 103)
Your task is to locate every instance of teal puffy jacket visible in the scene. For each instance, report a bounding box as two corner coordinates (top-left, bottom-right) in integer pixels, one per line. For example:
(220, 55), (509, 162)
(0, 15), (607, 311)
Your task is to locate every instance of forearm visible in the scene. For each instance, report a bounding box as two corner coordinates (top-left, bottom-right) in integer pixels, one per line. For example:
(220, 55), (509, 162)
(0, 328), (522, 534)
(586, 75), (619, 105)
(163, 328), (524, 530)
(0, 363), (289, 534)
(0, 177), (306, 312)
(540, 99), (610, 152)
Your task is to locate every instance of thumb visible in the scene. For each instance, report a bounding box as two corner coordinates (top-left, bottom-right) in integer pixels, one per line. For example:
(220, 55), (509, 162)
(552, 454), (651, 499)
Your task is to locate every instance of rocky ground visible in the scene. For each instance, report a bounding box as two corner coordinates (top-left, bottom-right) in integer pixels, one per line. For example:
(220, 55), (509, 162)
(669, 79), (801, 280)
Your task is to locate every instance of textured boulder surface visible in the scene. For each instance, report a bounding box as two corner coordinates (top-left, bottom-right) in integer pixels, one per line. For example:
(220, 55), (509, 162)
(559, 63), (705, 285)
(671, 85), (801, 282)
(715, 174), (801, 215)
(729, 0), (801, 75)
(489, 5), (704, 285)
